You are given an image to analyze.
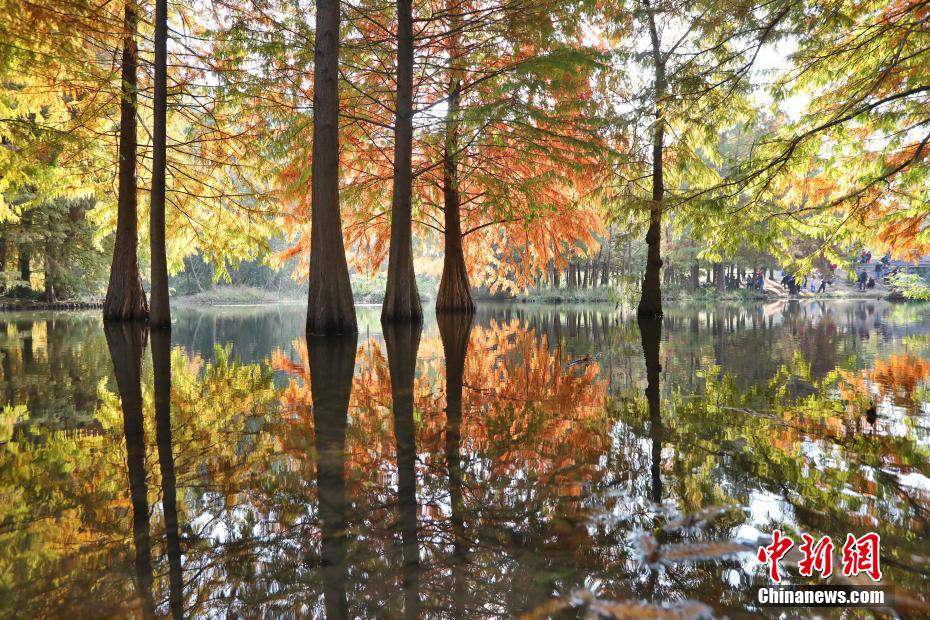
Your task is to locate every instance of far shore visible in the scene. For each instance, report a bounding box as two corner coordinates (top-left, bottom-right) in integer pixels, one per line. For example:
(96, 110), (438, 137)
(0, 288), (905, 313)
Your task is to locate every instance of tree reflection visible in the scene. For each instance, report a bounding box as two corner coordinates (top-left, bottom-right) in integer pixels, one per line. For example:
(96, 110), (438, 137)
(438, 313), (472, 617)
(383, 321), (422, 619)
(5, 303), (930, 616)
(104, 322), (155, 619)
(151, 330), (183, 619)
(638, 316), (663, 505)
(308, 334), (357, 620)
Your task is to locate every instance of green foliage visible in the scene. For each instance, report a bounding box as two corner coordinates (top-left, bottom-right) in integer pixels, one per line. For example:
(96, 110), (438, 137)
(888, 272), (930, 301)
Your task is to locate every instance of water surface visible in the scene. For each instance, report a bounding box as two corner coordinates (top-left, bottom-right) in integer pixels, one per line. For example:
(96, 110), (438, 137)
(1, 301), (928, 618)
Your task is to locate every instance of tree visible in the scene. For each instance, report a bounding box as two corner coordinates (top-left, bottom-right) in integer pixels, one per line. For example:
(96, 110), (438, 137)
(1, 0), (270, 306)
(728, 0), (930, 264)
(434, 0), (472, 313)
(149, 0), (171, 328)
(418, 0), (611, 305)
(637, 0), (665, 318)
(382, 0), (423, 321)
(249, 0), (609, 307)
(307, 0), (358, 334)
(103, 0), (148, 320)
(604, 0), (788, 311)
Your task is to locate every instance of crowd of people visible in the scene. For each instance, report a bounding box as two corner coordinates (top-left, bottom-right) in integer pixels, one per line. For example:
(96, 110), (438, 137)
(854, 251), (898, 291)
(779, 272), (829, 295)
(777, 251), (905, 295)
(711, 251), (903, 297)
(742, 271), (766, 292)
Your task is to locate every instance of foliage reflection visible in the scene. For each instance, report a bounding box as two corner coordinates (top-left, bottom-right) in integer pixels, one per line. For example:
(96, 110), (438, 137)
(0, 302), (928, 617)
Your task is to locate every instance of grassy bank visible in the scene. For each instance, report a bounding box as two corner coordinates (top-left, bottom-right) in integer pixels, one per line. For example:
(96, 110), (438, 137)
(173, 285), (303, 305)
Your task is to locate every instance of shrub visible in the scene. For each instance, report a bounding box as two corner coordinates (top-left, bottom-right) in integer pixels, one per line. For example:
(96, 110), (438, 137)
(887, 272), (930, 301)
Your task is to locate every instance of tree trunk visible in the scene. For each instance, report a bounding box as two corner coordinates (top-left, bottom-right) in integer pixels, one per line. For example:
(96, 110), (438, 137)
(601, 229), (612, 287)
(43, 261), (56, 301)
(149, 0), (171, 328)
(436, 11), (473, 315)
(638, 3), (664, 319)
(307, 0), (357, 334)
(382, 0), (422, 322)
(690, 262), (699, 290)
(18, 244), (30, 285)
(43, 237), (59, 302)
(104, 0), (148, 321)
(0, 238), (6, 292)
(715, 262), (725, 294)
(552, 267), (560, 289)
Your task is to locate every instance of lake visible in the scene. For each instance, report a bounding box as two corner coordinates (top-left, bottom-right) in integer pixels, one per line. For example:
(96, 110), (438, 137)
(0, 301), (928, 618)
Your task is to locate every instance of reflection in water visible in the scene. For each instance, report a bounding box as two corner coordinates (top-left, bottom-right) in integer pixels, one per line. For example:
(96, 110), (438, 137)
(438, 313), (472, 618)
(104, 322), (155, 619)
(151, 330), (183, 620)
(3, 301), (930, 617)
(308, 334), (357, 620)
(639, 316), (663, 505)
(383, 322), (422, 620)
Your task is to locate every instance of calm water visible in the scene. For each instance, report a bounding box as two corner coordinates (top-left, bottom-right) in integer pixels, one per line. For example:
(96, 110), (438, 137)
(0, 301), (928, 618)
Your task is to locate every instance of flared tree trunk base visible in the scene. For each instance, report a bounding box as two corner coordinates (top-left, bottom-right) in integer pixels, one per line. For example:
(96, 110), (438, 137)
(437, 255), (474, 314)
(307, 285), (357, 335)
(382, 273), (423, 323)
(104, 275), (149, 321)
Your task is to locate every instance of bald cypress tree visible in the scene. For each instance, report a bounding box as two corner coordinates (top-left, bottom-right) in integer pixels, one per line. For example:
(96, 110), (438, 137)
(103, 0), (148, 321)
(307, 0), (357, 335)
(381, 0), (422, 322)
(149, 0), (171, 328)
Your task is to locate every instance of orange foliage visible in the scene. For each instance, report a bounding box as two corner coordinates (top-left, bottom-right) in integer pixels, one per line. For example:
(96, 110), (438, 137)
(838, 353), (930, 410)
(271, 318), (610, 491)
(273, 0), (609, 290)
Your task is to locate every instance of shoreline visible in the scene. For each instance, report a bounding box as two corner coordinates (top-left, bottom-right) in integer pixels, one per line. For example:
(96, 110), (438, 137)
(0, 292), (908, 313)
(0, 299), (103, 311)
